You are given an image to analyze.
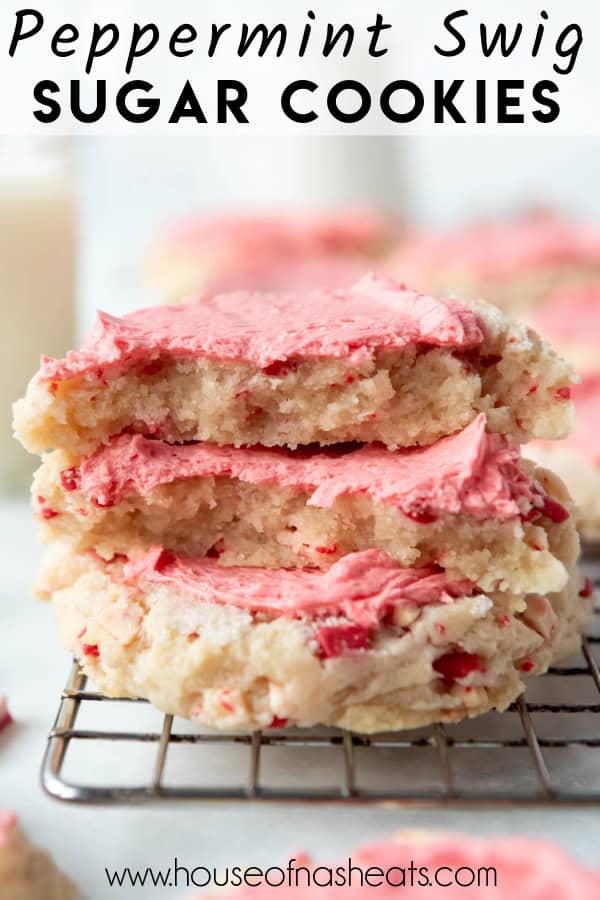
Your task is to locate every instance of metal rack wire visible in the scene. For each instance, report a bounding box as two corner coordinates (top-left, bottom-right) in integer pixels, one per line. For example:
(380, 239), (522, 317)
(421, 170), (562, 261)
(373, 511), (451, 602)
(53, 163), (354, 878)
(41, 560), (600, 806)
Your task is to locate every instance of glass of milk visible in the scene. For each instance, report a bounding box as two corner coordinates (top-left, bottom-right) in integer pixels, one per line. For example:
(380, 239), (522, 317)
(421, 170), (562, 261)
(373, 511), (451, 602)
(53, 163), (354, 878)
(1, 138), (76, 493)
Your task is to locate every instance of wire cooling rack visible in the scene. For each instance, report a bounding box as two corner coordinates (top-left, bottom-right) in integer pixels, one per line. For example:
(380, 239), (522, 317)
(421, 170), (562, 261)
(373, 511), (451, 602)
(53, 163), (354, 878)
(41, 559), (600, 807)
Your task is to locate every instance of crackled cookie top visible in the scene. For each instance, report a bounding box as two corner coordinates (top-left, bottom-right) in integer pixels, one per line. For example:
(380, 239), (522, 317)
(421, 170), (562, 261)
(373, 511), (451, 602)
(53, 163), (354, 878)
(80, 415), (539, 521)
(124, 549), (477, 627)
(38, 274), (483, 381)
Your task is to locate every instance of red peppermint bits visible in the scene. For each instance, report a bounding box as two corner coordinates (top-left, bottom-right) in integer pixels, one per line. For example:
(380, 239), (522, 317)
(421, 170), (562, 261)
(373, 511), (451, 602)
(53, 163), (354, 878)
(540, 496), (569, 524)
(344, 374), (355, 384)
(519, 658), (535, 673)
(219, 691), (235, 712)
(60, 467), (80, 492)
(433, 651), (483, 681)
(555, 386), (571, 401)
(206, 539), (225, 558)
(579, 577), (594, 598)
(268, 716), (289, 729)
(154, 549), (177, 572)
(40, 506), (60, 519)
(521, 505), (539, 523)
(82, 644), (100, 658)
(315, 545), (338, 555)
(262, 360), (298, 377)
(527, 384), (539, 395)
(404, 508), (438, 525)
(141, 359), (163, 376)
(479, 354), (502, 368)
(315, 624), (371, 658)
(111, 553), (129, 563)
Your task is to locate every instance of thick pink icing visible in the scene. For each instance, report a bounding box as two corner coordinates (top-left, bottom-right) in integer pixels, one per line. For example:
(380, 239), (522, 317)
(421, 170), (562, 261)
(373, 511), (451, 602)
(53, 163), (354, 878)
(80, 415), (537, 521)
(38, 274), (483, 381)
(533, 284), (600, 344)
(395, 213), (600, 279)
(123, 549), (476, 627)
(164, 208), (390, 255)
(195, 833), (600, 898)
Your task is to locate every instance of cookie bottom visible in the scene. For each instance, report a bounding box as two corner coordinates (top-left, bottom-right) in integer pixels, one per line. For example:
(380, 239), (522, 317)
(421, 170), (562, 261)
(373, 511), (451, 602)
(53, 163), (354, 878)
(47, 550), (592, 733)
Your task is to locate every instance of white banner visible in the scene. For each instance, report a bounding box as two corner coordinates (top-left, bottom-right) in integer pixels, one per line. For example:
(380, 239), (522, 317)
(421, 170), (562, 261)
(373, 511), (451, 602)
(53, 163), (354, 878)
(0, 0), (597, 134)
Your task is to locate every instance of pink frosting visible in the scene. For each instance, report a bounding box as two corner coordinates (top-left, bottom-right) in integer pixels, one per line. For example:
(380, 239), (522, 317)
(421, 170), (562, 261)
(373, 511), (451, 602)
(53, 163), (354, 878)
(195, 833), (600, 898)
(123, 549), (476, 627)
(38, 274), (483, 381)
(163, 208), (390, 255)
(533, 284), (600, 345)
(80, 415), (537, 521)
(396, 212), (600, 279)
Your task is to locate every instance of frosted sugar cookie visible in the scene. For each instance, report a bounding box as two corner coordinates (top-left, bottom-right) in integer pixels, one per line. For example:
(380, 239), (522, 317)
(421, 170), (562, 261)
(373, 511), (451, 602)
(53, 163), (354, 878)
(47, 547), (591, 733)
(14, 275), (574, 455)
(33, 415), (578, 596)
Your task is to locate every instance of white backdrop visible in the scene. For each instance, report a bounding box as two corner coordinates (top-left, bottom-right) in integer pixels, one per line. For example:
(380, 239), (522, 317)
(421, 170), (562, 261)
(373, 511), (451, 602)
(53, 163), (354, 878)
(78, 134), (600, 329)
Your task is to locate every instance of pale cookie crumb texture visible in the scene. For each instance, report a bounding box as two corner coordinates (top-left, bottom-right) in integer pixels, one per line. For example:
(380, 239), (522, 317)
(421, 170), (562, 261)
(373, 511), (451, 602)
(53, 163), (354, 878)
(47, 550), (592, 734)
(0, 812), (79, 900)
(13, 280), (575, 455)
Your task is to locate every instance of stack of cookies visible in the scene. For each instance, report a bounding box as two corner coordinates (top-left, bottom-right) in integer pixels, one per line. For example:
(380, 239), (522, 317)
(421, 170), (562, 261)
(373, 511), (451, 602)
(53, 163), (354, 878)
(14, 274), (593, 732)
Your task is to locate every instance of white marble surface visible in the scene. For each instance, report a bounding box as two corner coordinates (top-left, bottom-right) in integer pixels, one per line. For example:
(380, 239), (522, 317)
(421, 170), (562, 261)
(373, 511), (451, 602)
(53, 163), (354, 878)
(2, 495), (600, 898)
